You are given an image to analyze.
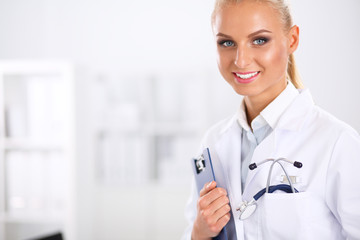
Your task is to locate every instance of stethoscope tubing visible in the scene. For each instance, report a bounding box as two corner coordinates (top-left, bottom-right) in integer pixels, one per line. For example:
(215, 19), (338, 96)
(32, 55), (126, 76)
(253, 184), (299, 201)
(266, 159), (295, 193)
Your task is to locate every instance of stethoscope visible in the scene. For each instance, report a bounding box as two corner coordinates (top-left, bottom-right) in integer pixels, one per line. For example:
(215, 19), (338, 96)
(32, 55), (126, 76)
(236, 158), (303, 220)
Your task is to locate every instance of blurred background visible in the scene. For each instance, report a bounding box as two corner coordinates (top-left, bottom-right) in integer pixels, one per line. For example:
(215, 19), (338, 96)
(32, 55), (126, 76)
(0, 0), (359, 239)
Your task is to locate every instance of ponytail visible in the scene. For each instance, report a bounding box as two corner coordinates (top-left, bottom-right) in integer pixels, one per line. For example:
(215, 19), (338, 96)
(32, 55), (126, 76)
(287, 53), (304, 89)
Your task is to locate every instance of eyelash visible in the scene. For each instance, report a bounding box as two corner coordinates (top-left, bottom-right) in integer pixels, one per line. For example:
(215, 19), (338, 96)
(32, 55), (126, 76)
(217, 37), (269, 47)
(218, 40), (235, 47)
(253, 37), (269, 45)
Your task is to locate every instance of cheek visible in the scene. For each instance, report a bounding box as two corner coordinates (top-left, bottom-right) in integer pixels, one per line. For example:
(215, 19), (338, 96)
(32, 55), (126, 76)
(217, 50), (232, 74)
(216, 50), (222, 68)
(259, 44), (288, 73)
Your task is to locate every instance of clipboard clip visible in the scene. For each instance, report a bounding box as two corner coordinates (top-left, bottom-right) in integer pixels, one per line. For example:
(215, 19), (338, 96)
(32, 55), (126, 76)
(194, 155), (206, 174)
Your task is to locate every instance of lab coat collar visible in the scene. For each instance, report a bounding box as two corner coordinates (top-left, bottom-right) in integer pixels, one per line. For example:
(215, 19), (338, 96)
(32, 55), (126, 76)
(275, 89), (315, 132)
(261, 81), (299, 129)
(237, 100), (251, 132)
(219, 88), (314, 135)
(219, 114), (240, 136)
(237, 81), (299, 132)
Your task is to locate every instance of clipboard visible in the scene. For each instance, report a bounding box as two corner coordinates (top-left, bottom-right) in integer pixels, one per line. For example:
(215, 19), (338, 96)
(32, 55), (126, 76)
(192, 148), (231, 240)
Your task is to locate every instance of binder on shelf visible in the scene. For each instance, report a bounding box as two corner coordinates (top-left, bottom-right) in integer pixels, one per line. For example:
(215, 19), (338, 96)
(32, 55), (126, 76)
(191, 148), (235, 240)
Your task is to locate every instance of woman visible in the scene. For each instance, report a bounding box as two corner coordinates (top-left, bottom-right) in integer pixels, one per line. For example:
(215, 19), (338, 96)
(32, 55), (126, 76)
(183, 0), (360, 239)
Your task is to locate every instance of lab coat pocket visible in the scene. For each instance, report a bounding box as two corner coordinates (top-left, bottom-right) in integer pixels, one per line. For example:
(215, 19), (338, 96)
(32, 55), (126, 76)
(259, 192), (310, 240)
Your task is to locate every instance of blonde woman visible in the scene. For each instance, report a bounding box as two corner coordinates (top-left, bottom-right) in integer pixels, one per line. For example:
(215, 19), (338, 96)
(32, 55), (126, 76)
(183, 0), (360, 239)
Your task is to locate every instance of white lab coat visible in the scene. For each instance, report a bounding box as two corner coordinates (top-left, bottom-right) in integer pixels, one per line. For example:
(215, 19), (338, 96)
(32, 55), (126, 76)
(182, 89), (360, 240)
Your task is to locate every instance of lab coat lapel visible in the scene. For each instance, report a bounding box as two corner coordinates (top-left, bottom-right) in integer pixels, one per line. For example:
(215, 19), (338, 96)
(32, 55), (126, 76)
(243, 89), (315, 199)
(215, 119), (243, 206)
(243, 130), (277, 198)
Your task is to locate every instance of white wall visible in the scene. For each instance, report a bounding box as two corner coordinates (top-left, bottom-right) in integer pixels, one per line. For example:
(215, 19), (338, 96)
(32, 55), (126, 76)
(292, 0), (360, 131)
(0, 0), (359, 239)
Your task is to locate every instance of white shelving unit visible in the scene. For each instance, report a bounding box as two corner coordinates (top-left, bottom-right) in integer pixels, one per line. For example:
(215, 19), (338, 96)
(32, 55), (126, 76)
(0, 61), (76, 240)
(93, 72), (210, 186)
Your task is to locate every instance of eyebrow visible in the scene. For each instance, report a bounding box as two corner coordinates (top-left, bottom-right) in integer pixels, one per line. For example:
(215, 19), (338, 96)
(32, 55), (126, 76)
(216, 29), (272, 38)
(248, 29), (272, 38)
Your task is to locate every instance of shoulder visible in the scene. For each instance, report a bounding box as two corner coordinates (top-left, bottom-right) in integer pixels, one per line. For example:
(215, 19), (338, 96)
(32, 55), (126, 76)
(309, 105), (359, 138)
(317, 107), (360, 151)
(278, 89), (360, 153)
(300, 103), (360, 159)
(198, 113), (239, 152)
(287, 89), (359, 138)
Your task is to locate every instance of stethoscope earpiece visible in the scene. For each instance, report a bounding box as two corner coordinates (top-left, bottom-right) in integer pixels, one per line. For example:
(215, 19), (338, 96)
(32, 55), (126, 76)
(294, 161), (302, 168)
(248, 163), (257, 170)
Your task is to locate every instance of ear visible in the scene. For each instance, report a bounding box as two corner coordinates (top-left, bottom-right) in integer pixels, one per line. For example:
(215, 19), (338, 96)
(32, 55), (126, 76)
(288, 25), (299, 54)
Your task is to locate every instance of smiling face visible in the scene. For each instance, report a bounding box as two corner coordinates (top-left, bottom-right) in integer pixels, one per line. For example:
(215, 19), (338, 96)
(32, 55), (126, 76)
(213, 0), (299, 103)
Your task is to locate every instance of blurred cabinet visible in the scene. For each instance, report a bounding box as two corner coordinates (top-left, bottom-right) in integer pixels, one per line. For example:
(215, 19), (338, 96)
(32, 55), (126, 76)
(93, 72), (211, 186)
(0, 61), (75, 240)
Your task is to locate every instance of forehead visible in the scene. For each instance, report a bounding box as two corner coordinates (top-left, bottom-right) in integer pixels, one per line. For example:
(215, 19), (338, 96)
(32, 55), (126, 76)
(213, 1), (283, 36)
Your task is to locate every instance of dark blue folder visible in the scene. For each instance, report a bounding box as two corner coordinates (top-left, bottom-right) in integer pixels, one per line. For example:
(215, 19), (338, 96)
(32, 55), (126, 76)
(192, 148), (236, 240)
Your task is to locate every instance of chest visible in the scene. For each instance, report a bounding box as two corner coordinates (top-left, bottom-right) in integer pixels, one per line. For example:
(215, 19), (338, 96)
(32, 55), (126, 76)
(215, 129), (341, 239)
(215, 127), (337, 206)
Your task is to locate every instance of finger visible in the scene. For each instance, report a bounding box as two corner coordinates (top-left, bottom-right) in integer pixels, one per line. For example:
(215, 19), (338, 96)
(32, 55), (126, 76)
(216, 213), (231, 232)
(207, 195), (230, 216)
(198, 187), (227, 209)
(199, 181), (217, 197)
(213, 203), (231, 222)
(208, 213), (231, 236)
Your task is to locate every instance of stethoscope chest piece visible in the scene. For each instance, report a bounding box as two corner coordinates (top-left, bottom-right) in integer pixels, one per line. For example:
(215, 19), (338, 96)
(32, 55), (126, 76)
(237, 199), (257, 220)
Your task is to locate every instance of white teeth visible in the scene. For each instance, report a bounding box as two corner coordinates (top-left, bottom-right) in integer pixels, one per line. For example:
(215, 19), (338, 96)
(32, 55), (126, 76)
(236, 72), (259, 79)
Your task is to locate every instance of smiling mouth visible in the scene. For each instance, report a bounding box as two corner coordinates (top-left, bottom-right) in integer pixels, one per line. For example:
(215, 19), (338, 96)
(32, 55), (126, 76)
(235, 71), (260, 79)
(233, 71), (260, 84)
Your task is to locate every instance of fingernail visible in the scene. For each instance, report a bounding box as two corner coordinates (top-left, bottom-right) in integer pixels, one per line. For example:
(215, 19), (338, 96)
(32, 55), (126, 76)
(206, 181), (213, 189)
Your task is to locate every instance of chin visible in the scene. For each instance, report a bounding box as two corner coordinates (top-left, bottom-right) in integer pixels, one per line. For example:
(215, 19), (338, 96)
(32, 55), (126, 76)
(232, 87), (252, 96)
(231, 84), (263, 97)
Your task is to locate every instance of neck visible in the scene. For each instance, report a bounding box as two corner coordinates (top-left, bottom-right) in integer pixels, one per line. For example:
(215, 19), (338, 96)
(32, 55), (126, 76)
(244, 79), (287, 126)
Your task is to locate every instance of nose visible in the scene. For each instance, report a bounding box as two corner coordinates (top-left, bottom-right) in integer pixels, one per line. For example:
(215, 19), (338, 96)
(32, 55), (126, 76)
(234, 46), (251, 68)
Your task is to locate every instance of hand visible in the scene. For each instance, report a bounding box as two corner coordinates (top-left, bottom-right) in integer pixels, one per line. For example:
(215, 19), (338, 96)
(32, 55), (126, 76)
(191, 181), (231, 240)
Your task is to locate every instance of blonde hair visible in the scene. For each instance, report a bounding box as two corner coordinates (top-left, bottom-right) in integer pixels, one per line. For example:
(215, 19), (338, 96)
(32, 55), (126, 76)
(211, 0), (304, 89)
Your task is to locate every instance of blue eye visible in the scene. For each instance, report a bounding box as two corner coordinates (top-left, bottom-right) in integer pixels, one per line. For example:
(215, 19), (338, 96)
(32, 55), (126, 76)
(253, 38), (268, 45)
(219, 40), (235, 47)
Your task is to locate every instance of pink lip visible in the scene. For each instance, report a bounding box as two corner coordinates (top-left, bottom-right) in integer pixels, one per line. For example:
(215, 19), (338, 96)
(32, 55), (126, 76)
(235, 71), (258, 74)
(233, 71), (260, 84)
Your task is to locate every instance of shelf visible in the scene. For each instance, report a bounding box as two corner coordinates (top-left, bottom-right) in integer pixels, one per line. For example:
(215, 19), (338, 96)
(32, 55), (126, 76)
(0, 60), (73, 75)
(145, 123), (202, 136)
(0, 60), (75, 240)
(1, 138), (64, 151)
(0, 212), (64, 224)
(97, 122), (203, 136)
